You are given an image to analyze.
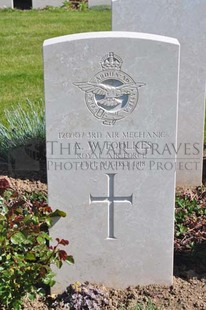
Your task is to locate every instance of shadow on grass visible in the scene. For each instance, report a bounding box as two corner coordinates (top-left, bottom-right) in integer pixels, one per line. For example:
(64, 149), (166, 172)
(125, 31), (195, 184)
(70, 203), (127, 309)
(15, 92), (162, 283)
(0, 142), (47, 183)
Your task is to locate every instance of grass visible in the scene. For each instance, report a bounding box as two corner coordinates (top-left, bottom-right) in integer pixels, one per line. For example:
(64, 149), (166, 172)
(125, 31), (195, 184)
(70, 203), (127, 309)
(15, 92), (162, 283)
(0, 7), (206, 142)
(0, 7), (111, 123)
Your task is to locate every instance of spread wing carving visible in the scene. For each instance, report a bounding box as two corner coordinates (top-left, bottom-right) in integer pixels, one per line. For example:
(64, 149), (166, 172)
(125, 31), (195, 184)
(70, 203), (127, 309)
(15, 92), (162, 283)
(116, 83), (145, 96)
(74, 81), (145, 97)
(74, 82), (107, 96)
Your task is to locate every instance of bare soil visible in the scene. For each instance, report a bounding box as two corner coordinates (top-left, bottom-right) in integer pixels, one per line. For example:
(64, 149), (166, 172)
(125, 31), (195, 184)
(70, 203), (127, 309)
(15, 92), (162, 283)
(21, 276), (206, 309)
(1, 175), (206, 310)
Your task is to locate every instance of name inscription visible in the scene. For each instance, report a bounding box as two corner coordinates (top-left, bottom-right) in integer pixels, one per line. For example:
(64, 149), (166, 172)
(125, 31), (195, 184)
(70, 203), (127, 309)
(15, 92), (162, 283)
(47, 130), (200, 172)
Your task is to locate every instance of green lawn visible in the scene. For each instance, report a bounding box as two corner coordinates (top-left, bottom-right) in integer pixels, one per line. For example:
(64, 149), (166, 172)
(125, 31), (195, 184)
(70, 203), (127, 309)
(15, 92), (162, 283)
(0, 8), (111, 123)
(0, 8), (206, 142)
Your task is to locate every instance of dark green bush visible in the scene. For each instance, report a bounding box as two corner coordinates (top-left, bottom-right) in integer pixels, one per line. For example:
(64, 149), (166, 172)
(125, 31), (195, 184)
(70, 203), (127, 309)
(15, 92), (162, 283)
(0, 180), (73, 310)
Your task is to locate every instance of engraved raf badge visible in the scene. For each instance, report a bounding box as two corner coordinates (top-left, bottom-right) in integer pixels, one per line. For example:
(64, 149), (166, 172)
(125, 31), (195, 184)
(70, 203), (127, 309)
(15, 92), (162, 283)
(74, 52), (145, 125)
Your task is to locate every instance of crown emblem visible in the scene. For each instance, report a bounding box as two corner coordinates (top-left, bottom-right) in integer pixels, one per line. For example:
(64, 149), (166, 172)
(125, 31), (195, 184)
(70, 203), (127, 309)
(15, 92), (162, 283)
(100, 52), (123, 71)
(74, 52), (145, 125)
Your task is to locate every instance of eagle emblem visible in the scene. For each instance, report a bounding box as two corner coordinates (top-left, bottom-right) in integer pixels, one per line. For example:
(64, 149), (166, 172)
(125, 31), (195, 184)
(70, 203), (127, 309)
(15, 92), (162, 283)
(74, 52), (145, 125)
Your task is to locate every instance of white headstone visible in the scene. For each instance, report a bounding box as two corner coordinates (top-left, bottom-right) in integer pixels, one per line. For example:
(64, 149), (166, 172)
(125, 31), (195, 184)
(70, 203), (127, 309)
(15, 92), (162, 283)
(112, 0), (206, 187)
(44, 32), (179, 291)
(88, 0), (111, 7)
(0, 0), (12, 8)
(32, 0), (63, 9)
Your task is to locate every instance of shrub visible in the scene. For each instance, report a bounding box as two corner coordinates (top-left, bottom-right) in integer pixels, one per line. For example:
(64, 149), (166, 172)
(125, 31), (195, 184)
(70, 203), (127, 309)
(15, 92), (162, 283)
(0, 99), (45, 160)
(62, 0), (88, 11)
(0, 180), (74, 310)
(175, 190), (206, 251)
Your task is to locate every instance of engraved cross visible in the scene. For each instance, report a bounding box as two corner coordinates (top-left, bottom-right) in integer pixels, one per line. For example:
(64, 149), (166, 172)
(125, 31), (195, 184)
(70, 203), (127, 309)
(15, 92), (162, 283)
(90, 173), (133, 239)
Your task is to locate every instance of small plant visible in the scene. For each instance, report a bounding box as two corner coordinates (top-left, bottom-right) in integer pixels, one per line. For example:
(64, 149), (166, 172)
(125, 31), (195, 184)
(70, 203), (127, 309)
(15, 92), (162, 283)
(62, 0), (74, 10)
(175, 191), (206, 250)
(0, 180), (73, 310)
(62, 0), (88, 11)
(0, 99), (45, 160)
(78, 1), (88, 11)
(53, 282), (109, 309)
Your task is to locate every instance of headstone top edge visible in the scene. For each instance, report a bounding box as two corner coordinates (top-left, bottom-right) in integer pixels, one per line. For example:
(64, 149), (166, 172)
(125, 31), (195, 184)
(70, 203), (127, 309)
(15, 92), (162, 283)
(43, 31), (179, 47)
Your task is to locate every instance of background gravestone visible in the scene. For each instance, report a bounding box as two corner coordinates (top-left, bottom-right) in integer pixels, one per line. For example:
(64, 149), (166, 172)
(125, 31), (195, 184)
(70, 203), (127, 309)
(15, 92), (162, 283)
(88, 0), (111, 7)
(32, 0), (63, 9)
(44, 32), (179, 291)
(0, 0), (12, 8)
(112, 0), (206, 187)
(0, 0), (64, 9)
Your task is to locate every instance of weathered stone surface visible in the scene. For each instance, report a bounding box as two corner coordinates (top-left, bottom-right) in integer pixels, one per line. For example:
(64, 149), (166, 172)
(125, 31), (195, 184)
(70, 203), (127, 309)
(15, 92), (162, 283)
(112, 0), (206, 186)
(0, 0), (12, 8)
(32, 0), (63, 8)
(44, 32), (179, 291)
(88, 0), (111, 7)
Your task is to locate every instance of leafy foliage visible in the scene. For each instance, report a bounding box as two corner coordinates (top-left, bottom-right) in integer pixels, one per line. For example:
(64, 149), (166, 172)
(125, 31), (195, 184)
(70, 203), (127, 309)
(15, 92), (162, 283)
(62, 0), (88, 11)
(0, 181), (73, 310)
(175, 187), (206, 251)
